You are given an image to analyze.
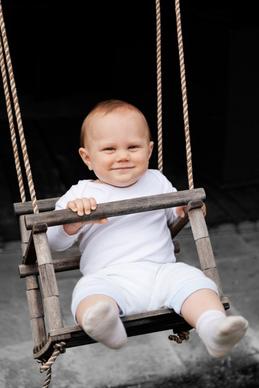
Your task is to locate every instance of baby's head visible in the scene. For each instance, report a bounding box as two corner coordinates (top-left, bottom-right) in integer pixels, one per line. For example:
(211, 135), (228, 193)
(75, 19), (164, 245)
(79, 99), (154, 187)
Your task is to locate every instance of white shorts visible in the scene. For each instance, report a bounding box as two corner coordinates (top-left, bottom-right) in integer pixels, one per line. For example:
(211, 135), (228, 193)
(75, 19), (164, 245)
(71, 261), (218, 320)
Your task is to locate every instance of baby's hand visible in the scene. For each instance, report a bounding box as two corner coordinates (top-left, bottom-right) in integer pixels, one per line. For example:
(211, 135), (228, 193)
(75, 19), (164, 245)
(175, 204), (206, 219)
(63, 197), (107, 235)
(175, 206), (186, 218)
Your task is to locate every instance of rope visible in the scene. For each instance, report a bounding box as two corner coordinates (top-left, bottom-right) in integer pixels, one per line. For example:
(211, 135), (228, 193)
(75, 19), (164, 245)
(174, 0), (194, 189)
(0, 0), (39, 213)
(168, 331), (189, 343)
(155, 0), (163, 172)
(0, 6), (67, 386)
(40, 342), (66, 388)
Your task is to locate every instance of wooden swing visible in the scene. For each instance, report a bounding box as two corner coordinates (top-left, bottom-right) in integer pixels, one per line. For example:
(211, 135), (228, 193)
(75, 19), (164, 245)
(0, 0), (229, 386)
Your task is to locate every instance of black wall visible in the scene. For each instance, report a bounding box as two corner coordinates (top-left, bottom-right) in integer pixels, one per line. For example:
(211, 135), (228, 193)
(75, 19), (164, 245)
(0, 0), (259, 239)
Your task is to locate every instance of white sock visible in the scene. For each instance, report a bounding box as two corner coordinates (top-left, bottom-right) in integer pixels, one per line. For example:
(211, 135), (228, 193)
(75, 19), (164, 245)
(82, 301), (127, 349)
(196, 310), (248, 358)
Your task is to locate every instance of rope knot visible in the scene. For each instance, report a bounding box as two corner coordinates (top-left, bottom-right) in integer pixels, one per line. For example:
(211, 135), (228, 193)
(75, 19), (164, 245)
(40, 341), (66, 371)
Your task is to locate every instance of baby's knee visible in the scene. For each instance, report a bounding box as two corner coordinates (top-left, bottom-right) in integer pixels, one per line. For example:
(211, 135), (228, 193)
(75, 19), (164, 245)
(82, 300), (119, 330)
(76, 295), (119, 325)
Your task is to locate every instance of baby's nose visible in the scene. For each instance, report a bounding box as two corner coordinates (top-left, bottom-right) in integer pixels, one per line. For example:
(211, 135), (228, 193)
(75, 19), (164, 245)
(116, 149), (130, 161)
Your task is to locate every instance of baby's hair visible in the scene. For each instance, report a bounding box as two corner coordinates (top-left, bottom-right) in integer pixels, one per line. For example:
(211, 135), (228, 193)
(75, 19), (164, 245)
(80, 99), (152, 147)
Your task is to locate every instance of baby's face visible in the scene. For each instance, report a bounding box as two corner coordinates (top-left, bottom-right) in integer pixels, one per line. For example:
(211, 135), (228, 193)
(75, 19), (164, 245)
(80, 109), (153, 187)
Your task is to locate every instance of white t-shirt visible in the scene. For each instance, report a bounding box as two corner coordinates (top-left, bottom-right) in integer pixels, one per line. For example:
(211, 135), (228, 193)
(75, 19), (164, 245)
(47, 169), (178, 275)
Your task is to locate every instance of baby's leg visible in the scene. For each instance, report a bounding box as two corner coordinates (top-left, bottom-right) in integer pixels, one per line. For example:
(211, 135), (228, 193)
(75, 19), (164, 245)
(76, 294), (127, 349)
(181, 289), (248, 358)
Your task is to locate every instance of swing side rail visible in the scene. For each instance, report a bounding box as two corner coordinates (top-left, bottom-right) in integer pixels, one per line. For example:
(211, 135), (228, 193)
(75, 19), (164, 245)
(18, 188), (205, 229)
(14, 188), (229, 361)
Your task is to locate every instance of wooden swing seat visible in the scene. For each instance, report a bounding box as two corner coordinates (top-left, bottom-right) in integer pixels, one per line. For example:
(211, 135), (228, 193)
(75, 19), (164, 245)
(14, 188), (229, 361)
(32, 309), (193, 361)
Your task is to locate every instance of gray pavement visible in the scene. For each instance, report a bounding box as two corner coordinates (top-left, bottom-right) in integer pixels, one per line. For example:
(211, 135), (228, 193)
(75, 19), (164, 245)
(0, 221), (259, 388)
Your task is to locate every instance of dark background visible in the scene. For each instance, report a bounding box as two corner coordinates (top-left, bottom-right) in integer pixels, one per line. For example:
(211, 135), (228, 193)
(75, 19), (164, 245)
(0, 0), (259, 240)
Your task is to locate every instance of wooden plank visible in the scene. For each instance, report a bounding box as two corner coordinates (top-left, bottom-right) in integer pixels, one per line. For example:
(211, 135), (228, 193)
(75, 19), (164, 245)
(34, 232), (55, 266)
(38, 264), (59, 297)
(33, 232), (63, 332)
(26, 286), (44, 319)
(33, 309), (192, 360)
(33, 298), (229, 361)
(195, 238), (217, 269)
(25, 188), (206, 229)
(187, 208), (209, 240)
(14, 197), (59, 215)
(188, 207), (224, 297)
(26, 276), (47, 349)
(19, 255), (81, 278)
(44, 296), (63, 331)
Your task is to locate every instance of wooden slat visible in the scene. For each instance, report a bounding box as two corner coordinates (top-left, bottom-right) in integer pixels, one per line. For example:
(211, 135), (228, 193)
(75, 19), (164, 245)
(25, 188), (206, 229)
(33, 232), (63, 332)
(19, 255), (81, 278)
(195, 238), (217, 269)
(33, 300), (229, 361)
(14, 197), (59, 215)
(188, 207), (224, 297)
(26, 276), (47, 350)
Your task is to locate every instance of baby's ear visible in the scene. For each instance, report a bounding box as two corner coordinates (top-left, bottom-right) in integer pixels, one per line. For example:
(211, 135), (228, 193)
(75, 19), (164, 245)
(148, 141), (154, 158)
(79, 147), (92, 170)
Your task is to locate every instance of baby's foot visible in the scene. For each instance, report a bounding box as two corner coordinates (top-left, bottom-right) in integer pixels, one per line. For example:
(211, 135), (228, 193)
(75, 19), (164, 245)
(82, 301), (127, 349)
(206, 316), (248, 358)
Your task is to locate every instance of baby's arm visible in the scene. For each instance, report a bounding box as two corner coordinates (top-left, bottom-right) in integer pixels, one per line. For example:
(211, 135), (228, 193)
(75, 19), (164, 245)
(64, 197), (107, 235)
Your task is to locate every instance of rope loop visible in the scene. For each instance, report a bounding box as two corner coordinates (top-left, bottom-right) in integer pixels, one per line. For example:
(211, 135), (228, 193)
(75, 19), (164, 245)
(40, 342), (66, 388)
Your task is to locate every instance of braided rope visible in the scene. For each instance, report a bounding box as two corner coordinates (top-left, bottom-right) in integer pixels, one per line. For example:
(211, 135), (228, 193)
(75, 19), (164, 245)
(0, 1), (39, 212)
(40, 342), (66, 388)
(155, 0), (163, 172)
(0, 35), (26, 202)
(174, 0), (194, 189)
(168, 330), (189, 343)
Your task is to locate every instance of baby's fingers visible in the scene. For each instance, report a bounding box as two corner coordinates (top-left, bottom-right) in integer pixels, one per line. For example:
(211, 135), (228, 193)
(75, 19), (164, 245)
(89, 197), (97, 211)
(67, 198), (98, 217)
(67, 200), (79, 213)
(67, 199), (87, 216)
(94, 218), (108, 225)
(175, 206), (186, 218)
(81, 197), (97, 215)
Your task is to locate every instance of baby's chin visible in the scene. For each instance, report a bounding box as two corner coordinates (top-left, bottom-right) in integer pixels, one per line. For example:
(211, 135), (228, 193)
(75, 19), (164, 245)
(97, 177), (139, 188)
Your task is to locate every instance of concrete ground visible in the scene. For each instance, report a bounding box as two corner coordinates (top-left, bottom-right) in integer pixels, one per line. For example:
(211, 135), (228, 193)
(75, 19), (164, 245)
(0, 221), (259, 388)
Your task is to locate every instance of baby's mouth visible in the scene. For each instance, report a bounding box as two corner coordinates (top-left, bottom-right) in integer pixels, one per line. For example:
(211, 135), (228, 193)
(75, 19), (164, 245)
(112, 166), (134, 170)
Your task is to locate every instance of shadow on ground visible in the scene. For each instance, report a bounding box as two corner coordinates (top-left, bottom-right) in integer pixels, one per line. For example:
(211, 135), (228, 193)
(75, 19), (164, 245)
(115, 358), (259, 388)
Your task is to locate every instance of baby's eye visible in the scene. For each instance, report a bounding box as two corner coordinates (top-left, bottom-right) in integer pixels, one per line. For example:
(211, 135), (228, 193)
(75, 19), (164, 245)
(102, 147), (115, 152)
(128, 145), (140, 150)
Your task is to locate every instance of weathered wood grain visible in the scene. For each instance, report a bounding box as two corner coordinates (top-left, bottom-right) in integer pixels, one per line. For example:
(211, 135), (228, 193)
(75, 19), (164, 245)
(24, 189), (206, 229)
(33, 232), (63, 332)
(26, 276), (47, 349)
(188, 207), (224, 297)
